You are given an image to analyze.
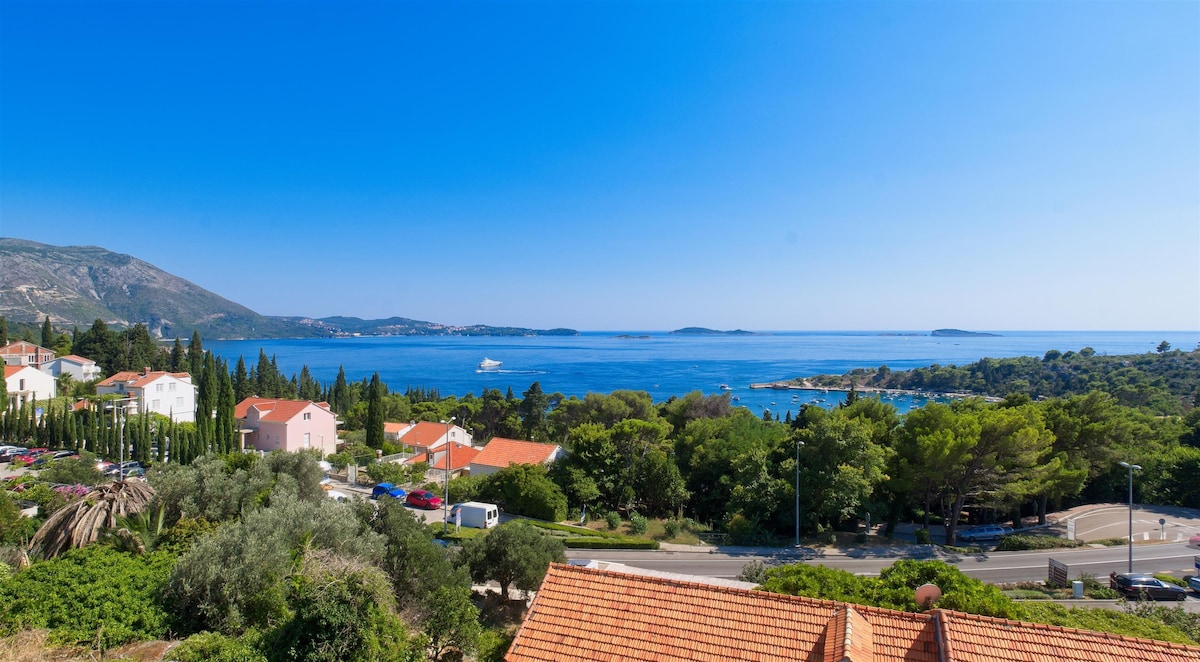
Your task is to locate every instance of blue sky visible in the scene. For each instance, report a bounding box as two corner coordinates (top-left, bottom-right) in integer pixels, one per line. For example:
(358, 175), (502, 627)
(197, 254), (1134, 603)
(1, 1), (1197, 331)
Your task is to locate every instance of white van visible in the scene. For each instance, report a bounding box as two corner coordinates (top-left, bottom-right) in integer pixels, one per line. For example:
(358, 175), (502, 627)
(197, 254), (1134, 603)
(448, 501), (500, 529)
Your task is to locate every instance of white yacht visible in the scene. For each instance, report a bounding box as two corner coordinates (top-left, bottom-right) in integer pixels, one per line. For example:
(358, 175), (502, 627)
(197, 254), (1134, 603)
(478, 358), (502, 370)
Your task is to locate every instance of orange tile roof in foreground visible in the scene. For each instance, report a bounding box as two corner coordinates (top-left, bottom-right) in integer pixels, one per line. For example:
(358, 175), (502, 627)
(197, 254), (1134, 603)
(507, 564), (1200, 662)
(471, 437), (560, 469)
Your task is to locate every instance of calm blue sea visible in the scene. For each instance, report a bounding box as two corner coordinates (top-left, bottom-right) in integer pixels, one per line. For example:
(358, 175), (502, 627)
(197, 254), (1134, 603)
(207, 331), (1198, 417)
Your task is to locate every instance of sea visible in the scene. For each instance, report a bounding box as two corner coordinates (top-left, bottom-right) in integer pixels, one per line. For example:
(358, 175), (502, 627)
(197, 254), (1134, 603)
(206, 331), (1199, 418)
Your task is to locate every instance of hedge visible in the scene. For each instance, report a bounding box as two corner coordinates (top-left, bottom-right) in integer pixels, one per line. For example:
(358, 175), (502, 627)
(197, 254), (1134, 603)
(564, 537), (659, 550)
(994, 535), (1083, 551)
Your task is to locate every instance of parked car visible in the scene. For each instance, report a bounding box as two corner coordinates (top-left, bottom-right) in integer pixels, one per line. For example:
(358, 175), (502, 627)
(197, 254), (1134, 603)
(1110, 573), (1187, 601)
(958, 525), (1013, 542)
(0, 447), (29, 463)
(13, 449), (50, 465)
(405, 489), (442, 510)
(1188, 576), (1200, 594)
(1189, 533), (1200, 549)
(327, 490), (351, 503)
(371, 483), (406, 500)
(446, 502), (500, 529)
(32, 450), (77, 467)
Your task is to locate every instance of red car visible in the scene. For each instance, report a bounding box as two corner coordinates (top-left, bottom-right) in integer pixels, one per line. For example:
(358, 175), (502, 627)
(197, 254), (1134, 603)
(405, 489), (443, 510)
(14, 448), (50, 465)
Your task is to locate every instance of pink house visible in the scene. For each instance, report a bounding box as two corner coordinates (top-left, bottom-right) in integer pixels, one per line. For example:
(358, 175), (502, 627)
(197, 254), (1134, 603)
(235, 397), (339, 457)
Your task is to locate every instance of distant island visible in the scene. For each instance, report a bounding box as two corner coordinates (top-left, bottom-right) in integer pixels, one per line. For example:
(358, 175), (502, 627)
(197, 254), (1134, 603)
(931, 329), (1002, 337)
(613, 334), (652, 340)
(670, 327), (755, 336)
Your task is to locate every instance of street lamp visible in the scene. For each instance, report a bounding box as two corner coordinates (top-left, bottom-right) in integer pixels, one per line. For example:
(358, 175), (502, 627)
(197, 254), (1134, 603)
(441, 417), (455, 533)
(1118, 461), (1142, 573)
(795, 439), (804, 547)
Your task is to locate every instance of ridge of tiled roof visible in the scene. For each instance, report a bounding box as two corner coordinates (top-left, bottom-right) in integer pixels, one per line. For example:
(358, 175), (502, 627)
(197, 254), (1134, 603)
(234, 397), (328, 423)
(97, 370), (191, 389)
(472, 437), (559, 469)
(56, 355), (95, 364)
(932, 607), (1200, 661)
(426, 443), (478, 471)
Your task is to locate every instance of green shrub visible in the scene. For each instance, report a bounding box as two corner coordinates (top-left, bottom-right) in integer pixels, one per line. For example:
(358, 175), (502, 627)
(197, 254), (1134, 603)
(628, 512), (648, 535)
(476, 626), (515, 662)
(1003, 590), (1051, 600)
(605, 511), (620, 530)
(914, 528), (931, 544)
(168, 632), (267, 662)
(1091, 537), (1130, 547)
(0, 546), (174, 649)
(1079, 573), (1120, 600)
(1155, 573), (1187, 587)
(564, 537), (659, 550)
(663, 520), (681, 538)
(995, 534), (1082, 551)
(518, 519), (619, 538)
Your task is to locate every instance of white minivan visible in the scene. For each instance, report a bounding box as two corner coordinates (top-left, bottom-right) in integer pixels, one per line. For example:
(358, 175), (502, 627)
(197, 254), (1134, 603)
(448, 501), (500, 529)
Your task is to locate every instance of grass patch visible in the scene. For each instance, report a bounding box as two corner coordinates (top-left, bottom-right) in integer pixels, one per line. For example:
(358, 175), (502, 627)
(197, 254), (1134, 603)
(1090, 537), (1130, 547)
(565, 538), (659, 550)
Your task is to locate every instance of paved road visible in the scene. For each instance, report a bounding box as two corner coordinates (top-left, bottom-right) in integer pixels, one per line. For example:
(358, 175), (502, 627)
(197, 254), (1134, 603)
(566, 541), (1200, 585)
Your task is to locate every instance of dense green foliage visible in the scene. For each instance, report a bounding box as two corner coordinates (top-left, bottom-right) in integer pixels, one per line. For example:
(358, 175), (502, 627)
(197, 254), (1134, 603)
(0, 546), (175, 649)
(460, 521), (566, 599)
(812, 348), (1200, 415)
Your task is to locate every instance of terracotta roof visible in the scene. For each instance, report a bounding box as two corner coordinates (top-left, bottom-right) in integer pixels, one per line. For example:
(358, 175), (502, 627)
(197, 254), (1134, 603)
(55, 355), (96, 365)
(384, 422), (411, 435)
(472, 437), (560, 469)
(97, 370), (191, 389)
(508, 564), (1200, 662)
(423, 442), (478, 471)
(0, 341), (51, 355)
(935, 609), (1200, 661)
(4, 365), (25, 378)
(399, 421), (457, 449)
(235, 397), (332, 423)
(508, 563), (936, 662)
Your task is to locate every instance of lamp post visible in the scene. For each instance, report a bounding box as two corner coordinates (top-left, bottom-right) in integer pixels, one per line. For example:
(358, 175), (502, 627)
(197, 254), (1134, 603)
(795, 439), (804, 547)
(1118, 461), (1142, 573)
(441, 417), (455, 533)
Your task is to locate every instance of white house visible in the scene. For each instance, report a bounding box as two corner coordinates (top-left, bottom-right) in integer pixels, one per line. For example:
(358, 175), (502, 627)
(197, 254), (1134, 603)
(95, 369), (196, 422)
(4, 365), (57, 407)
(41, 355), (102, 382)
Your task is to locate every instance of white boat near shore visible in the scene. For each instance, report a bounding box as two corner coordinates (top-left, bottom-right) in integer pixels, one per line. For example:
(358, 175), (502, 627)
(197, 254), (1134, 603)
(478, 358), (502, 370)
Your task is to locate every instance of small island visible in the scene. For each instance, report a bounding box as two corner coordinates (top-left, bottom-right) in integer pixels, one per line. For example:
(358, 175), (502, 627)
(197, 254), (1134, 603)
(931, 329), (1001, 338)
(670, 327), (755, 336)
(613, 334), (652, 340)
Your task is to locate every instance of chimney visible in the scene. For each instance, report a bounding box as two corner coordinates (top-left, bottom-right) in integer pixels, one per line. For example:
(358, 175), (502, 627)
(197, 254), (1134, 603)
(143, 367), (151, 375)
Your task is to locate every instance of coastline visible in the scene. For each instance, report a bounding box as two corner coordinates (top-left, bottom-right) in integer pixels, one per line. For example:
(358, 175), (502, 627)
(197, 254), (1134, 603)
(748, 380), (1002, 403)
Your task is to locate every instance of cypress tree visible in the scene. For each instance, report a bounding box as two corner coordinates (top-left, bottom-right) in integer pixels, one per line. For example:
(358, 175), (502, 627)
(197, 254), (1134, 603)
(217, 364), (236, 454)
(0, 315), (8, 346)
(187, 331), (204, 378)
(170, 338), (186, 372)
(331, 366), (349, 414)
(233, 356), (250, 402)
(198, 352), (219, 454)
(41, 316), (53, 348)
(256, 350), (272, 397)
(365, 372), (384, 449)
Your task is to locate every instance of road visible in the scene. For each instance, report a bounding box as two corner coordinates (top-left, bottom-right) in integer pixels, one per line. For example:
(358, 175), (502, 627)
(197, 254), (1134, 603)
(565, 541), (1200, 585)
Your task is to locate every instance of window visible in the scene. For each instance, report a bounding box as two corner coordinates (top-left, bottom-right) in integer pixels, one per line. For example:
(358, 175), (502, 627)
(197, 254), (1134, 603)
(176, 397), (184, 406)
(18, 379), (24, 390)
(156, 383), (164, 392)
(169, 382), (176, 392)
(304, 432), (311, 447)
(152, 399), (160, 409)
(303, 412), (311, 421)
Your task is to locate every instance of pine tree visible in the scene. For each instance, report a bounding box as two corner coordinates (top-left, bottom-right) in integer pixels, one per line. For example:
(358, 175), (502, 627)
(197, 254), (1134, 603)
(233, 356), (251, 401)
(519, 381), (548, 441)
(331, 366), (350, 414)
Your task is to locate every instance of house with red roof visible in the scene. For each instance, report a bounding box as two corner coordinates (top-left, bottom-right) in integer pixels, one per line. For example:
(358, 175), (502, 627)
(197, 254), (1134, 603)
(96, 368), (195, 422)
(393, 420), (473, 454)
(5, 365), (56, 407)
(469, 437), (565, 477)
(40, 354), (101, 382)
(406, 441), (479, 483)
(235, 397), (339, 456)
(0, 341), (55, 369)
(509, 563), (1200, 662)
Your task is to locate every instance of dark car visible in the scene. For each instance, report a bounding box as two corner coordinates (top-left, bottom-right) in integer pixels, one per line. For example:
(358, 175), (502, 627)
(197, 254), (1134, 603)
(371, 483), (407, 500)
(1110, 573), (1187, 601)
(405, 489), (443, 510)
(0, 448), (28, 463)
(32, 450), (77, 467)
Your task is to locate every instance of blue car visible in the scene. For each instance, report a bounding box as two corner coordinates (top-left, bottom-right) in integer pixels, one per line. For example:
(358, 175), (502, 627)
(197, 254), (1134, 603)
(371, 483), (406, 500)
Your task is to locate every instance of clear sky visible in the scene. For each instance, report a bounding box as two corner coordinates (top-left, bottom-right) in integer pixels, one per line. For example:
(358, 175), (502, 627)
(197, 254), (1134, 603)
(1, 1), (1197, 331)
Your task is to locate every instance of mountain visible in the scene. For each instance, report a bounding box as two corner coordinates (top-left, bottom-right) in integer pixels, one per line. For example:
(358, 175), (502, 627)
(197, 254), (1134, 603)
(0, 239), (577, 339)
